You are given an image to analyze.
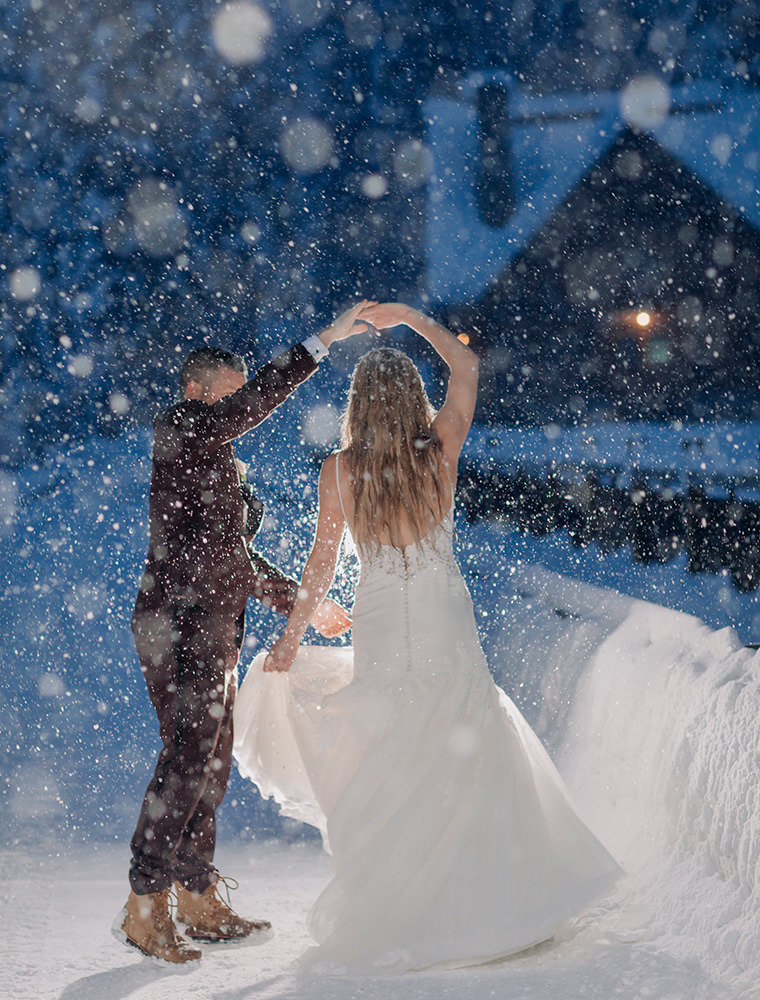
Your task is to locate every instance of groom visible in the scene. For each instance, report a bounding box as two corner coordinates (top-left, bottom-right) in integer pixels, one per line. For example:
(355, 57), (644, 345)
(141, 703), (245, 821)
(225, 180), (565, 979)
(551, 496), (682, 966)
(117, 303), (370, 963)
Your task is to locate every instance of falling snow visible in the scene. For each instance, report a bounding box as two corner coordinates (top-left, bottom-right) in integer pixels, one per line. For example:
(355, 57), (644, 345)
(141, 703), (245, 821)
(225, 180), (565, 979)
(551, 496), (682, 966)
(3, 1), (760, 997)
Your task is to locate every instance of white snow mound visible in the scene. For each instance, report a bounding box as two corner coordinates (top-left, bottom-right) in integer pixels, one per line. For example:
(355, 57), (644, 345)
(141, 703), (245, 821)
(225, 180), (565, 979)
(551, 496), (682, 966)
(495, 564), (760, 996)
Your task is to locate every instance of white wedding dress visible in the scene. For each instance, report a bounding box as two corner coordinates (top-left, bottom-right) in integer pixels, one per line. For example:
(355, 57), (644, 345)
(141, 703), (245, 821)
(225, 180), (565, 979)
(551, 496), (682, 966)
(234, 492), (620, 975)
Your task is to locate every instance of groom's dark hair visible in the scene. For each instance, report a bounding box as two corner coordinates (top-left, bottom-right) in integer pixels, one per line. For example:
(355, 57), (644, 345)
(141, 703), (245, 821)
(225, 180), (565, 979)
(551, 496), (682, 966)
(180, 346), (248, 394)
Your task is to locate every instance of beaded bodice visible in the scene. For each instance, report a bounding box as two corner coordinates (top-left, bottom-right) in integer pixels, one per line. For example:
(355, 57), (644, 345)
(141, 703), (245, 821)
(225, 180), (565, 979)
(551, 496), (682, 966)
(353, 505), (460, 583)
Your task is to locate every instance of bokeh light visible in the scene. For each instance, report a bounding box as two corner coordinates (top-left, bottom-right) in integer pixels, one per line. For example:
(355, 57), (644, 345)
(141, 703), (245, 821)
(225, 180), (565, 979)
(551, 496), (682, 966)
(303, 403), (341, 447)
(343, 2), (382, 49)
(393, 139), (432, 188)
(361, 174), (388, 198)
(212, 1), (273, 65)
(9, 266), (41, 301)
(127, 178), (187, 257)
(620, 75), (671, 130)
(280, 117), (334, 174)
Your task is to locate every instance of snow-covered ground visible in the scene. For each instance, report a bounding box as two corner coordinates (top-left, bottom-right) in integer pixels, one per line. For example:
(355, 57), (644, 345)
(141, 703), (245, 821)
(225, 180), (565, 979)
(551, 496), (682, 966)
(0, 838), (734, 1000)
(3, 415), (760, 998)
(5, 565), (759, 999)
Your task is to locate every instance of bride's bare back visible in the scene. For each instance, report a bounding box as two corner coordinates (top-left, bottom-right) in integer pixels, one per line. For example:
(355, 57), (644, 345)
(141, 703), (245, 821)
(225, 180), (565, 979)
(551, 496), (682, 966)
(334, 449), (455, 550)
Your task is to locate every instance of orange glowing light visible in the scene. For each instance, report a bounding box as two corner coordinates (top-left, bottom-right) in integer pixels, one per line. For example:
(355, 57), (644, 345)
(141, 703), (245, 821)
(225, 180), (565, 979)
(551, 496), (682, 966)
(457, 333), (470, 345)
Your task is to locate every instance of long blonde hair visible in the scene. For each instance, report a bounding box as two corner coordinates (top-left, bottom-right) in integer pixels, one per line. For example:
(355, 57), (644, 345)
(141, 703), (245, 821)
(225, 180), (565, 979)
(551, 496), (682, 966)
(340, 347), (448, 551)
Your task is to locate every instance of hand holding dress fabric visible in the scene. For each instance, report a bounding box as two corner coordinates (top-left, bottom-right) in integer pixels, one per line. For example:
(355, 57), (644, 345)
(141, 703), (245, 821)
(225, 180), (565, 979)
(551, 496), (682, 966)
(262, 632), (300, 673)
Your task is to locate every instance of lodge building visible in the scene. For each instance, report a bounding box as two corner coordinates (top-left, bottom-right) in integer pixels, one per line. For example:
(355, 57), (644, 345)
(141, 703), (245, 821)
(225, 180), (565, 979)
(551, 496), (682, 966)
(424, 76), (760, 425)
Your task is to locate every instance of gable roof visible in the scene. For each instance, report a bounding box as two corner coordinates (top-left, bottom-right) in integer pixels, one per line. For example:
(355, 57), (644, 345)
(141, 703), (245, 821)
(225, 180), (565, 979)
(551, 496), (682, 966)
(424, 77), (760, 304)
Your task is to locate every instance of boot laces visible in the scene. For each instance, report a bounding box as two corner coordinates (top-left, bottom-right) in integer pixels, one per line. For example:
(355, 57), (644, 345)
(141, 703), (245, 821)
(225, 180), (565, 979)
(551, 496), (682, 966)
(213, 874), (239, 910)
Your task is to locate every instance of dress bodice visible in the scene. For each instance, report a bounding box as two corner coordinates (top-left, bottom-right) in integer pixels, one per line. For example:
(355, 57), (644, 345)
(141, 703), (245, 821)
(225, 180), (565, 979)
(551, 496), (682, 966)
(353, 506), (461, 583)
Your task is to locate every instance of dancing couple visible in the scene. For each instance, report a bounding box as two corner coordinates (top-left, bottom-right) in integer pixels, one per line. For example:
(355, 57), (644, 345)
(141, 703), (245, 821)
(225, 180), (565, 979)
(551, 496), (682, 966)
(117, 301), (620, 972)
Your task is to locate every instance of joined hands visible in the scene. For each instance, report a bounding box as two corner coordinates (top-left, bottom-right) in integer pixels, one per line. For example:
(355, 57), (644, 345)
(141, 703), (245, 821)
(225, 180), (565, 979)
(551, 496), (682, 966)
(317, 300), (420, 351)
(355, 302), (415, 331)
(318, 300), (378, 349)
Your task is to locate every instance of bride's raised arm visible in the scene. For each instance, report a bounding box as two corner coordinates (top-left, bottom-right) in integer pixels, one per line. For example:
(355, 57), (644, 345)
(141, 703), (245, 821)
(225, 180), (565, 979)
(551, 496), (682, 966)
(263, 453), (345, 672)
(359, 303), (479, 466)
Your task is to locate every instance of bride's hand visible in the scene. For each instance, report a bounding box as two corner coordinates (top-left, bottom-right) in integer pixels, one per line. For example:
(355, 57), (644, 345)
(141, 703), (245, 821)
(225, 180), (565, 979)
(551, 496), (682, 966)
(263, 633), (300, 673)
(358, 302), (414, 331)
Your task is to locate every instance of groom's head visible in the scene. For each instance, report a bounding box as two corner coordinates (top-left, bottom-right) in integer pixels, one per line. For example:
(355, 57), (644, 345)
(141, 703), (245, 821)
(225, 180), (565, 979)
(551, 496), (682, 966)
(181, 346), (248, 404)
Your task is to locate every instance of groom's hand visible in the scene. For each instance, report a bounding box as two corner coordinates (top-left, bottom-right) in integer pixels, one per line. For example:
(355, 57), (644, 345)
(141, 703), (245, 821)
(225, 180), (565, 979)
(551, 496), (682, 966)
(317, 300), (377, 348)
(311, 598), (352, 638)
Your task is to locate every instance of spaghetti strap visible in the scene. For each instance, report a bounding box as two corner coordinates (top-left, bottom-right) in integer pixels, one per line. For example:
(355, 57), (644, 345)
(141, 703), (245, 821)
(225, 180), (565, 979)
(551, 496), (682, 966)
(335, 452), (349, 525)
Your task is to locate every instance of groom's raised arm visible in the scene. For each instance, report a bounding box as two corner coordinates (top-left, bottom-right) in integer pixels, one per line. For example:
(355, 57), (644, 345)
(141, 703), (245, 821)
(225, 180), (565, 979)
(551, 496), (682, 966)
(165, 301), (375, 455)
(169, 342), (318, 455)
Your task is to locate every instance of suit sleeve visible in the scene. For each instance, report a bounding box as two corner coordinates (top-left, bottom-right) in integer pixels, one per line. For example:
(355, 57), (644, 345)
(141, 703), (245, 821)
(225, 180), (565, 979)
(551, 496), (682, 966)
(171, 344), (318, 454)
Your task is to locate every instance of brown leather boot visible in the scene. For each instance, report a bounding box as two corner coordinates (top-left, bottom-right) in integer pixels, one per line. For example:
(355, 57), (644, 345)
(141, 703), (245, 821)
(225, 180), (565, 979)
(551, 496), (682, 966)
(115, 888), (202, 963)
(174, 878), (271, 941)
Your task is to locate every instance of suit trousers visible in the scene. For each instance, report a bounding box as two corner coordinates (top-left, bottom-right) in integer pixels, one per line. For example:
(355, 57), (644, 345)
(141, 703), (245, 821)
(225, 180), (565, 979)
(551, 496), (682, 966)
(129, 603), (243, 895)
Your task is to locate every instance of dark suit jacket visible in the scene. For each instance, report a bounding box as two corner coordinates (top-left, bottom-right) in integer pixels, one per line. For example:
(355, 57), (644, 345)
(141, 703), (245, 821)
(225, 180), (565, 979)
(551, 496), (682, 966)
(134, 343), (317, 620)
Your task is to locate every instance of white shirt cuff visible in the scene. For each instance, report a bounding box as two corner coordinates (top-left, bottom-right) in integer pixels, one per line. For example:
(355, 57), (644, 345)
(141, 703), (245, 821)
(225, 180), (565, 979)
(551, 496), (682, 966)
(301, 334), (329, 363)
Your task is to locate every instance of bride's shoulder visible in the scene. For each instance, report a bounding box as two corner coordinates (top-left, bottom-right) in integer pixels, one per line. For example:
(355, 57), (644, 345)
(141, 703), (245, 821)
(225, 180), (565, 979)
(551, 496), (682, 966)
(323, 450), (353, 479)
(318, 452), (350, 520)
(318, 451), (343, 492)
(321, 450), (342, 474)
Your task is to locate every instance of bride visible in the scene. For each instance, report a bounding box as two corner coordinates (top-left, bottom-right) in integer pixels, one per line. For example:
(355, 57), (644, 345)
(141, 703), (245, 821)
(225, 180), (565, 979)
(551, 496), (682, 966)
(234, 303), (621, 975)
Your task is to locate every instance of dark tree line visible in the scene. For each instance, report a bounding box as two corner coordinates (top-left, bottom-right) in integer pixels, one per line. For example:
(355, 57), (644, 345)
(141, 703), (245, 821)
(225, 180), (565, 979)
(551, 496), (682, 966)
(460, 462), (760, 592)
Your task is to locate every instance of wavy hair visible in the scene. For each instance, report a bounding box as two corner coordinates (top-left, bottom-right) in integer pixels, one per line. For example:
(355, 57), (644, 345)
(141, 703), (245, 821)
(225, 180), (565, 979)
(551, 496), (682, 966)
(340, 347), (448, 552)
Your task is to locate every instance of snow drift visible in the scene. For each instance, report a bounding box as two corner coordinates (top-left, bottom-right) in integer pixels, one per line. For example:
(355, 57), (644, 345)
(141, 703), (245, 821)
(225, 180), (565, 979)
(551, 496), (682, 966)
(485, 561), (760, 996)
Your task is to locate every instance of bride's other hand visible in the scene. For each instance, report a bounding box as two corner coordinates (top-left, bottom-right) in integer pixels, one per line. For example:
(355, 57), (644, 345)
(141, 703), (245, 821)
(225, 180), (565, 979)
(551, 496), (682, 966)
(318, 300), (378, 348)
(266, 457), (347, 672)
(312, 597), (352, 638)
(263, 633), (300, 672)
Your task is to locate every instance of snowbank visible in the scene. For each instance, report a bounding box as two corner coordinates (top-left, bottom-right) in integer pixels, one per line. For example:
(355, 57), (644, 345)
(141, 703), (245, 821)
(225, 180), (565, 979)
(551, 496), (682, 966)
(485, 562), (760, 996)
